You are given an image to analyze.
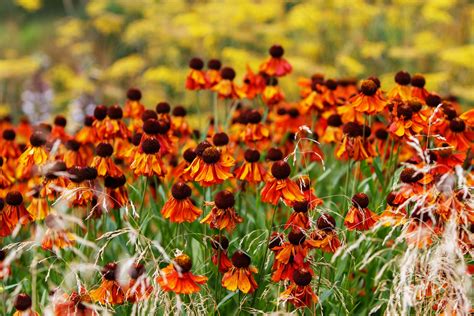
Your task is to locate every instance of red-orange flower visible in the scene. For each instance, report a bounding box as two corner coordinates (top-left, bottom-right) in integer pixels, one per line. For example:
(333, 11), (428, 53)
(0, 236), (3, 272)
(387, 71), (412, 101)
(53, 288), (97, 316)
(271, 230), (309, 282)
(336, 122), (375, 161)
(41, 214), (76, 251)
(261, 161), (304, 205)
(130, 139), (166, 177)
(344, 193), (378, 231)
(90, 143), (123, 177)
(17, 131), (49, 179)
(259, 45), (292, 77)
(89, 263), (125, 305)
(211, 67), (245, 99)
(125, 263), (153, 302)
(123, 88), (145, 119)
(280, 269), (318, 308)
(185, 58), (207, 90)
(262, 77), (285, 106)
(205, 59), (222, 88)
(161, 182), (202, 223)
(234, 149), (266, 183)
(210, 235), (233, 273)
(350, 79), (386, 115)
(307, 213), (341, 253)
(157, 254), (207, 294)
(201, 190), (243, 232)
(13, 293), (38, 316)
(221, 250), (258, 294)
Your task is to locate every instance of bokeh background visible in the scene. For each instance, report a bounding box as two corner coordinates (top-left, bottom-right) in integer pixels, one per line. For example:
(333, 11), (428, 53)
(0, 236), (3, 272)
(1, 0), (473, 127)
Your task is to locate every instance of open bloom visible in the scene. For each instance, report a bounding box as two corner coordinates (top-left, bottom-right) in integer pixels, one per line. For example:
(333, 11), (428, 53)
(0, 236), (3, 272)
(161, 182), (202, 223)
(261, 161), (304, 205)
(123, 88), (145, 119)
(41, 214), (76, 251)
(201, 190), (243, 232)
(221, 250), (258, 294)
(234, 149), (266, 183)
(259, 45), (292, 77)
(185, 58), (206, 90)
(344, 193), (378, 231)
(89, 263), (125, 305)
(90, 143), (123, 177)
(272, 230), (309, 282)
(1, 192), (32, 237)
(103, 175), (129, 210)
(17, 131), (48, 179)
(262, 77), (285, 106)
(307, 213), (341, 253)
(157, 254), (207, 294)
(210, 235), (233, 273)
(130, 138), (166, 177)
(125, 263), (153, 302)
(280, 269), (318, 308)
(350, 79), (386, 115)
(388, 71), (412, 101)
(53, 288), (97, 316)
(185, 142), (234, 187)
(205, 59), (222, 88)
(212, 67), (245, 99)
(336, 122), (375, 161)
(410, 74), (430, 101)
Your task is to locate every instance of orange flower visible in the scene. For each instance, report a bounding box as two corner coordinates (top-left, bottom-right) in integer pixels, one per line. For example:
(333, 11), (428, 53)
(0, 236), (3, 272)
(344, 193), (378, 231)
(241, 66), (266, 99)
(210, 235), (233, 273)
(90, 143), (123, 177)
(234, 149), (266, 183)
(141, 119), (176, 156)
(185, 58), (207, 90)
(89, 263), (125, 305)
(212, 67), (245, 99)
(205, 59), (222, 88)
(259, 45), (292, 77)
(262, 77), (285, 106)
(221, 250), (258, 294)
(396, 167), (434, 202)
(0, 129), (21, 159)
(201, 190), (243, 232)
(280, 269), (318, 308)
(240, 110), (270, 145)
(125, 263), (153, 302)
(51, 115), (71, 142)
(388, 103), (416, 138)
(17, 131), (49, 179)
(171, 106), (193, 142)
(0, 157), (14, 189)
(157, 254), (207, 294)
(42, 161), (70, 200)
(3, 192), (32, 236)
(297, 176), (323, 210)
(321, 114), (344, 144)
(41, 214), (76, 251)
(261, 161), (304, 205)
(130, 139), (166, 177)
(75, 116), (96, 144)
(123, 88), (145, 119)
(104, 175), (129, 210)
(271, 230), (309, 282)
(64, 167), (95, 207)
(411, 74), (430, 101)
(307, 214), (341, 253)
(13, 293), (38, 316)
(300, 83), (325, 114)
(336, 122), (375, 161)
(350, 79), (386, 115)
(387, 71), (412, 101)
(444, 117), (473, 151)
(26, 186), (49, 220)
(161, 182), (202, 223)
(379, 192), (407, 227)
(99, 106), (131, 142)
(53, 288), (97, 316)
(63, 140), (88, 168)
(185, 142), (234, 187)
(285, 201), (311, 231)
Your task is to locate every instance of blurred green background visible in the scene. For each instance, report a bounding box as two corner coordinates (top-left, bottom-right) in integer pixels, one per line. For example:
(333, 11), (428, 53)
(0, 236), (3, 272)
(0, 0), (472, 124)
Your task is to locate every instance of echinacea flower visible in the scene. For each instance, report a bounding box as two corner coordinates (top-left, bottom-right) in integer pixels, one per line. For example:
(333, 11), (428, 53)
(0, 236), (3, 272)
(130, 138), (166, 177)
(123, 88), (145, 119)
(234, 149), (266, 183)
(91, 143), (123, 177)
(185, 58), (207, 90)
(344, 193), (378, 231)
(221, 250), (258, 294)
(261, 160), (304, 205)
(185, 142), (234, 187)
(125, 263), (153, 302)
(388, 71), (412, 101)
(280, 269), (318, 308)
(271, 230), (310, 282)
(205, 59), (222, 88)
(89, 263), (125, 305)
(41, 214), (76, 251)
(212, 67), (245, 99)
(336, 122), (374, 161)
(17, 131), (48, 179)
(53, 288), (97, 316)
(201, 190), (243, 232)
(259, 45), (292, 77)
(349, 79), (386, 115)
(161, 182), (202, 223)
(157, 254), (207, 294)
(13, 293), (38, 316)
(307, 213), (341, 253)
(210, 235), (233, 273)
(411, 74), (430, 101)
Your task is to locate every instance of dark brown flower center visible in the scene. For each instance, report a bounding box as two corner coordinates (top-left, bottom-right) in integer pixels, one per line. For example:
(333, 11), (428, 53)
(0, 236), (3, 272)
(127, 88), (142, 101)
(107, 105), (123, 119)
(214, 190), (235, 209)
(207, 59), (222, 70)
(271, 161), (291, 179)
(96, 143), (113, 157)
(293, 200), (309, 213)
(172, 106), (187, 117)
(156, 102), (170, 114)
(426, 94), (442, 108)
(14, 293), (32, 311)
(175, 254), (192, 272)
(6, 191), (23, 206)
(360, 80), (378, 96)
(400, 168), (423, 183)
(210, 235), (229, 250)
(189, 57), (204, 70)
(102, 263), (118, 281)
(171, 182), (192, 200)
(411, 74), (425, 88)
(183, 148), (197, 163)
(142, 139), (160, 154)
(269, 45), (284, 58)
(2, 129), (15, 141)
(213, 132), (229, 146)
(317, 213), (336, 231)
(394, 71), (411, 85)
(202, 147), (221, 164)
(231, 250), (251, 268)
(244, 149), (260, 162)
(288, 230), (306, 245)
(449, 118), (466, 133)
(221, 67), (236, 80)
(327, 114), (343, 127)
(94, 105), (108, 120)
(65, 140), (81, 151)
(397, 104), (413, 120)
(30, 131), (47, 147)
(293, 269), (312, 286)
(266, 147), (283, 161)
(352, 193), (369, 208)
